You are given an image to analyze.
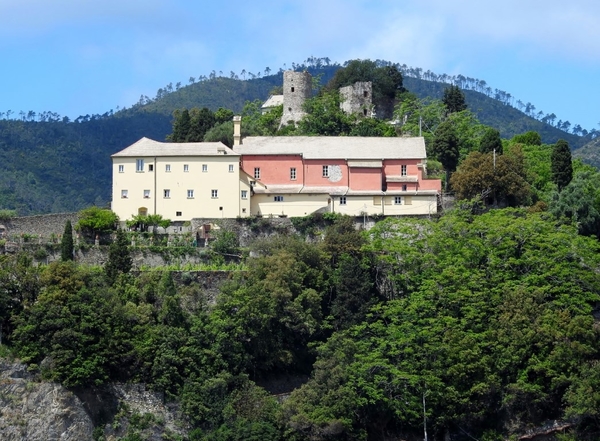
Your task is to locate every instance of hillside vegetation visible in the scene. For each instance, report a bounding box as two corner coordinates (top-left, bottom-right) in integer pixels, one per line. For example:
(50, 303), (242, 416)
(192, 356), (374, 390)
(2, 207), (600, 440)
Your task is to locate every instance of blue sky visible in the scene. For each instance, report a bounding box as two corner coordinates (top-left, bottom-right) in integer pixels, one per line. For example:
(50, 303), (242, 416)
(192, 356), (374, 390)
(1, 0), (599, 133)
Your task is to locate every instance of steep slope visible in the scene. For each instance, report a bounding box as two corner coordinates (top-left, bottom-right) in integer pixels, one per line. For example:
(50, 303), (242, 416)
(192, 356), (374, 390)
(573, 137), (600, 168)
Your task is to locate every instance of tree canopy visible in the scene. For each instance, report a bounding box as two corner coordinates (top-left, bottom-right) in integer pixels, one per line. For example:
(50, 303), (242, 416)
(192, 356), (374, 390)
(551, 139), (573, 191)
(442, 84), (467, 113)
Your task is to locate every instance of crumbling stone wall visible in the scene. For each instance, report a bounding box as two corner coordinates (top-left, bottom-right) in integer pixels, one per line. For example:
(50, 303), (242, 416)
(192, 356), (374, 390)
(340, 81), (373, 116)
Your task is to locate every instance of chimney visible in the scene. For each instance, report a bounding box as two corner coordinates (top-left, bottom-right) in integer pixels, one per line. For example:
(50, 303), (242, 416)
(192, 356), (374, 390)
(233, 116), (241, 146)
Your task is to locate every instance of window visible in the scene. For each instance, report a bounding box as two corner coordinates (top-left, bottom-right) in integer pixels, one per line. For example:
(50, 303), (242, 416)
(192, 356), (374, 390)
(143, 189), (150, 198)
(202, 164), (208, 172)
(176, 211), (182, 217)
(164, 189), (170, 198)
(148, 164), (154, 172)
(339, 196), (347, 205)
(363, 91), (369, 98)
(394, 196), (402, 205)
(401, 165), (407, 176)
(402, 184), (407, 191)
(165, 164), (171, 172)
(184, 164), (189, 172)
(187, 189), (194, 198)
(229, 164), (234, 172)
(322, 165), (329, 177)
(291, 86), (295, 92)
(118, 165), (124, 173)
(241, 190), (248, 199)
(242, 208), (246, 213)
(290, 167), (296, 180)
(274, 196), (284, 202)
(211, 189), (218, 199)
(121, 189), (128, 198)
(250, 181), (256, 187)
(254, 167), (261, 179)
(136, 159), (144, 172)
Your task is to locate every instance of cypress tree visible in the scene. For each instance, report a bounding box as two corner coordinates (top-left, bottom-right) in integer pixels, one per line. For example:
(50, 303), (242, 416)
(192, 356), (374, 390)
(105, 228), (132, 285)
(551, 139), (573, 191)
(168, 109), (191, 142)
(431, 120), (460, 192)
(60, 220), (74, 261)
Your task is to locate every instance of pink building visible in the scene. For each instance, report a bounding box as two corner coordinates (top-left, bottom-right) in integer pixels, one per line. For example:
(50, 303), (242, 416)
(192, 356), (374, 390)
(233, 135), (441, 217)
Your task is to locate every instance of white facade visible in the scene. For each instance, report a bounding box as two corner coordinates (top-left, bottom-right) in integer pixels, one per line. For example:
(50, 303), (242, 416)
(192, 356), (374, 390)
(111, 138), (250, 221)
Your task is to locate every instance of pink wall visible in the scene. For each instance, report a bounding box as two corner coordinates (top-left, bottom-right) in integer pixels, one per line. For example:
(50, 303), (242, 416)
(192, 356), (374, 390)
(241, 155), (303, 184)
(240, 154), (441, 193)
(387, 182), (418, 191)
(383, 159), (422, 178)
(418, 179), (442, 191)
(349, 168), (382, 191)
(303, 159), (348, 187)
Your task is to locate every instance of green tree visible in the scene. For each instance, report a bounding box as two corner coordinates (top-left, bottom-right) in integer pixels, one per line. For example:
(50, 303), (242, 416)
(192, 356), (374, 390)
(188, 107), (216, 142)
(512, 131), (542, 146)
(204, 121), (234, 147)
(105, 228), (132, 285)
(298, 91), (353, 136)
(126, 214), (170, 233)
(76, 206), (118, 241)
(431, 119), (460, 191)
(349, 118), (396, 137)
(168, 108), (191, 142)
(551, 139), (573, 191)
(442, 85), (467, 113)
(450, 147), (531, 206)
(60, 220), (74, 261)
(549, 170), (600, 237)
(479, 127), (503, 154)
(214, 107), (234, 125)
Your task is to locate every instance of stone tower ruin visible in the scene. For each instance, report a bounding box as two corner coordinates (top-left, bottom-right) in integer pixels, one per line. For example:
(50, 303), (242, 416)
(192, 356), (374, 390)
(339, 81), (373, 117)
(281, 71), (312, 126)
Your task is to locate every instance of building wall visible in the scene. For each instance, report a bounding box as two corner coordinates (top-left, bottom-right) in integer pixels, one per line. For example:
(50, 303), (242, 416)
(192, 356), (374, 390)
(240, 155), (304, 184)
(112, 155), (245, 221)
(348, 168), (382, 191)
(332, 194), (438, 216)
(303, 159), (348, 187)
(251, 193), (329, 218)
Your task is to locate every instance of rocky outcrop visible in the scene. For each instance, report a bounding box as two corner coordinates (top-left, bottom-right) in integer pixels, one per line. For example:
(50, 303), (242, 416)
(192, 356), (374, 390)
(0, 358), (187, 441)
(0, 359), (93, 440)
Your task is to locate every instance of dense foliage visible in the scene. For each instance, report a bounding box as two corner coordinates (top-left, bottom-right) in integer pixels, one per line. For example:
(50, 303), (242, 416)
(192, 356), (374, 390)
(2, 208), (600, 440)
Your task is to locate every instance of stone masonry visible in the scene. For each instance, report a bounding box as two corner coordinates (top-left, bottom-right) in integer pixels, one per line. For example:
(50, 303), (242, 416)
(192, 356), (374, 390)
(340, 81), (373, 116)
(280, 71), (312, 126)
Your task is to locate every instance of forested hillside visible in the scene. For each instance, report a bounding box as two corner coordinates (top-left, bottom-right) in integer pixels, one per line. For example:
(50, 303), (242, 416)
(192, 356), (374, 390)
(2, 208), (600, 440)
(0, 59), (594, 215)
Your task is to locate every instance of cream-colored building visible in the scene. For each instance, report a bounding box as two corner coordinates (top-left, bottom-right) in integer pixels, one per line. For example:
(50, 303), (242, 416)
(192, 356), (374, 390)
(111, 138), (250, 221)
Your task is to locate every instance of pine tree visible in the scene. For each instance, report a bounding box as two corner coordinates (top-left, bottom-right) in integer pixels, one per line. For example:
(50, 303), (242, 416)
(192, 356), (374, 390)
(551, 139), (573, 192)
(442, 85), (467, 114)
(105, 228), (132, 285)
(60, 220), (74, 261)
